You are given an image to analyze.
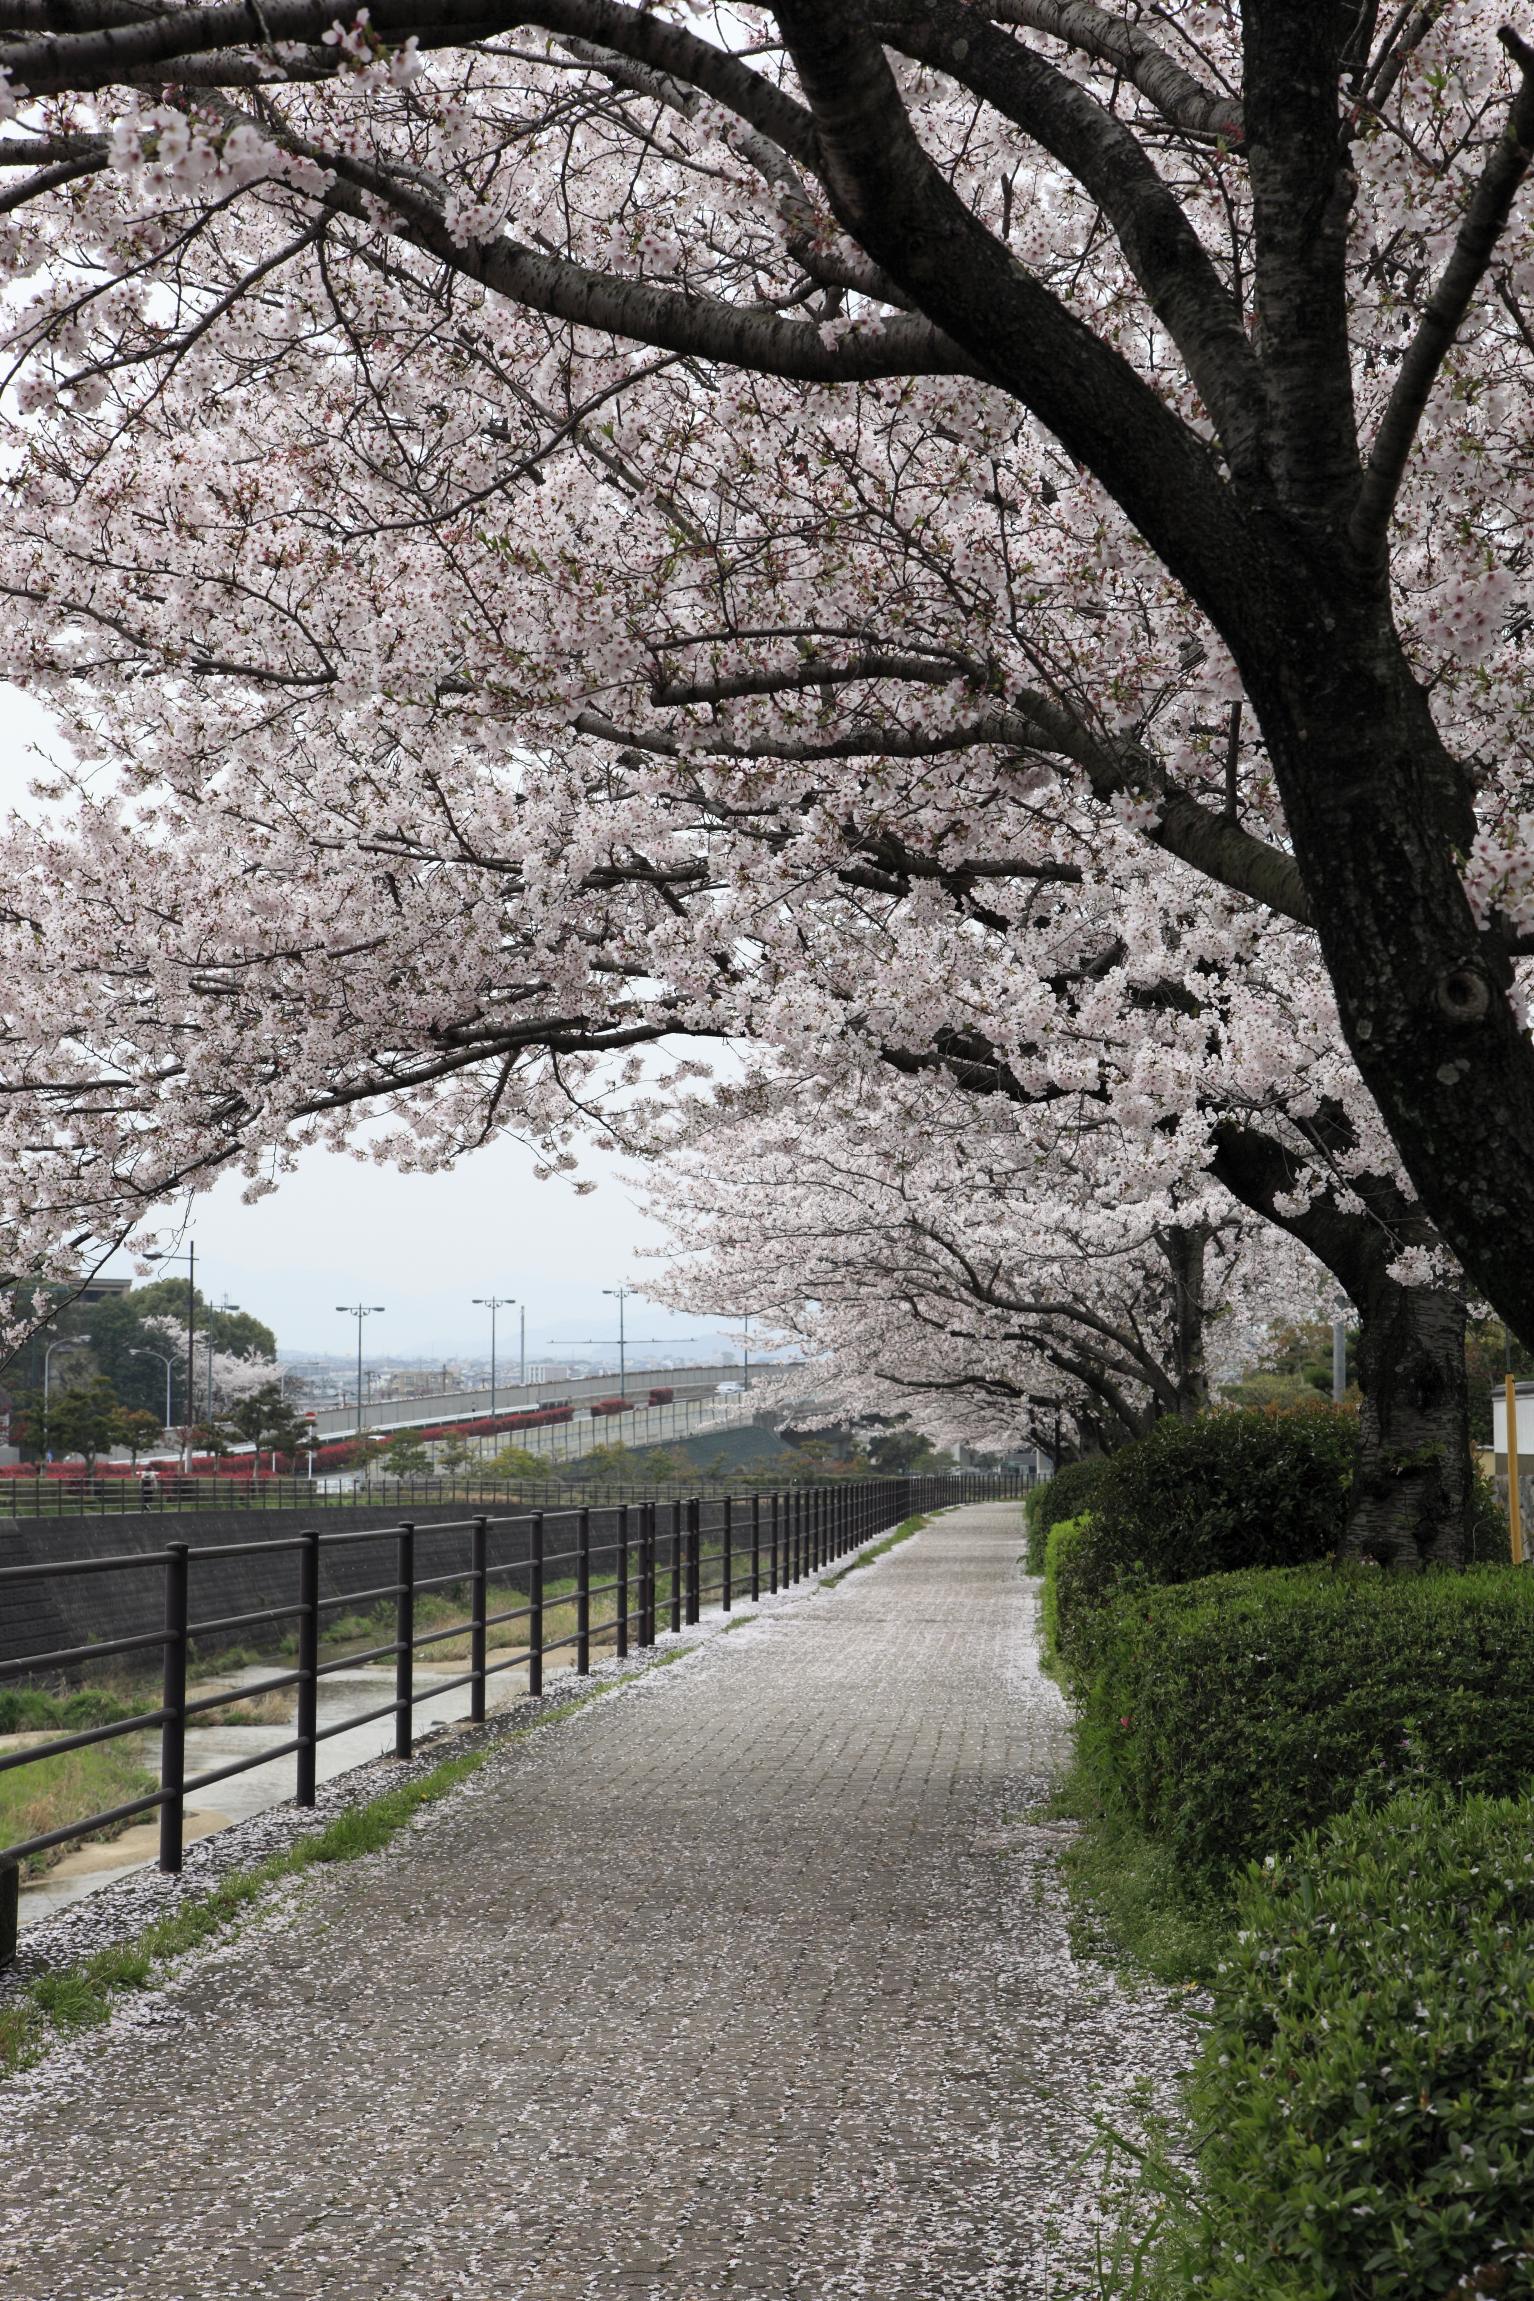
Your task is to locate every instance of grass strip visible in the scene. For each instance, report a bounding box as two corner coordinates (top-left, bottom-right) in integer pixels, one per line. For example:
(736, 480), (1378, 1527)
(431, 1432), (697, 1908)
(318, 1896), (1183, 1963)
(822, 1513), (929, 1587)
(1, 1742), (158, 1882)
(1045, 1751), (1227, 1988)
(0, 1641), (699, 2083)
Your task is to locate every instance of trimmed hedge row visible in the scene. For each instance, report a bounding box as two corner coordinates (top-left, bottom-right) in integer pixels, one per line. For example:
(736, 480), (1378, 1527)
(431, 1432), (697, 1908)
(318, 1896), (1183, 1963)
(1024, 1456), (1108, 1571)
(1081, 1563), (1534, 1897)
(1167, 1787), (1534, 2299)
(1049, 1408), (1355, 1655)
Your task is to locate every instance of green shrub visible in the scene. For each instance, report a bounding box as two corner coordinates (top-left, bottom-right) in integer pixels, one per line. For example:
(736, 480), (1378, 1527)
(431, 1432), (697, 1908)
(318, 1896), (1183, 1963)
(1164, 1787), (1534, 2299)
(1058, 1406), (1352, 1628)
(1084, 1563), (1534, 1895)
(0, 1686), (138, 1733)
(1039, 1515), (1094, 1666)
(1024, 1455), (1109, 1570)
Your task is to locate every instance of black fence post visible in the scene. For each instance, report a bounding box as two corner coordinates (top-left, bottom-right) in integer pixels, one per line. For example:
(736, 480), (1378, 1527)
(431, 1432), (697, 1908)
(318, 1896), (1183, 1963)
(529, 1511), (545, 1694)
(750, 1494), (761, 1603)
(158, 1540), (189, 1874)
(617, 1504), (630, 1661)
(638, 1502), (651, 1647)
(296, 1528), (320, 1805)
(686, 1497), (701, 1625)
(670, 1501), (683, 1634)
(722, 1496), (733, 1614)
(394, 1523), (415, 1760)
(769, 1491), (780, 1593)
(470, 1514), (488, 1726)
(577, 1505), (591, 1674)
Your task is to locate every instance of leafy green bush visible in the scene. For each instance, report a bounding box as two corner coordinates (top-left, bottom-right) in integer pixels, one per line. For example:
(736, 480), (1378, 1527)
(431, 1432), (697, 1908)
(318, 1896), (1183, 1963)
(0, 1686), (138, 1733)
(1056, 1406), (1352, 1627)
(1084, 1564), (1534, 1895)
(1024, 1455), (1109, 1570)
(1039, 1515), (1093, 1666)
(1164, 1787), (1534, 2299)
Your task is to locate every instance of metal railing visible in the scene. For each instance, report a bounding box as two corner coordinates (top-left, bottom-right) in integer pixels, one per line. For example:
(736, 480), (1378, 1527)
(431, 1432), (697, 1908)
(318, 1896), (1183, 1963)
(0, 1467), (988, 1520)
(0, 1472), (1018, 1954)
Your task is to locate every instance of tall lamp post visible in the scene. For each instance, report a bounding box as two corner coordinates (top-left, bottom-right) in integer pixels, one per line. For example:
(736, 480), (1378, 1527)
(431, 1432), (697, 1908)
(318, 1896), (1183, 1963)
(336, 1304), (385, 1443)
(200, 1300), (241, 1458)
(42, 1338), (88, 1455)
(472, 1295), (515, 1429)
(129, 1345), (175, 1433)
(144, 1242), (196, 1469)
(603, 1286), (632, 1399)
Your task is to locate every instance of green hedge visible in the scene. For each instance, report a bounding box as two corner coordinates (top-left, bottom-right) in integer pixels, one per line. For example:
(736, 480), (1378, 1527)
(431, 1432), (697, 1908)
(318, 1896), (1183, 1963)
(1085, 1405), (1353, 1592)
(1083, 1564), (1534, 1895)
(1039, 1515), (1092, 1666)
(1024, 1456), (1109, 1571)
(1165, 1787), (1534, 2299)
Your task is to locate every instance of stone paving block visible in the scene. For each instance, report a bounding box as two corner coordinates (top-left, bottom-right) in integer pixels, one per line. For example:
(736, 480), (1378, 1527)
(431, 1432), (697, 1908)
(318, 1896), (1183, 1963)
(0, 1505), (1193, 2298)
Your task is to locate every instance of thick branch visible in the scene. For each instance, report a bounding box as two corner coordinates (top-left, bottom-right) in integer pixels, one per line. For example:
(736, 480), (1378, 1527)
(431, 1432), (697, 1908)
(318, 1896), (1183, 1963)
(873, 0), (1266, 476)
(772, 3), (1255, 660)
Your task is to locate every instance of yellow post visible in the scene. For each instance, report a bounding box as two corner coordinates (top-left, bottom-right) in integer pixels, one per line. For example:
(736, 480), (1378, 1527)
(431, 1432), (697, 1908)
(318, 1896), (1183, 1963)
(1506, 1373), (1524, 1566)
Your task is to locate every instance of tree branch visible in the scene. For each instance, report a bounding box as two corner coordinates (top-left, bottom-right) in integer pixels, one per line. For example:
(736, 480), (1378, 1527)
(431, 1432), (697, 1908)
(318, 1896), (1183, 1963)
(982, 0), (1244, 142)
(1351, 27), (1534, 557)
(872, 0), (1267, 476)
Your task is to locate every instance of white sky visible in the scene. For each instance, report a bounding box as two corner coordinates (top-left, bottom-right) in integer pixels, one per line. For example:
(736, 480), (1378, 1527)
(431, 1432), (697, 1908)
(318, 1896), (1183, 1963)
(0, 688), (727, 1362)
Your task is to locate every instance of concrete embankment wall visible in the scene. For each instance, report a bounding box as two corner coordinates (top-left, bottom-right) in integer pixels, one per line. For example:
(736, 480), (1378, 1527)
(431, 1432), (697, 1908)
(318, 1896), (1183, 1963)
(0, 1501), (724, 1676)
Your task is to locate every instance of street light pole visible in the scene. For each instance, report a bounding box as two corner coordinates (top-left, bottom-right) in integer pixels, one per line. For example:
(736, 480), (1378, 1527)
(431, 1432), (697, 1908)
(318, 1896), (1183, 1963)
(42, 1336), (88, 1423)
(519, 1304), (526, 1386)
(129, 1346), (175, 1431)
(336, 1305), (385, 1442)
(603, 1286), (631, 1399)
(472, 1296), (514, 1428)
(144, 1241), (197, 1467)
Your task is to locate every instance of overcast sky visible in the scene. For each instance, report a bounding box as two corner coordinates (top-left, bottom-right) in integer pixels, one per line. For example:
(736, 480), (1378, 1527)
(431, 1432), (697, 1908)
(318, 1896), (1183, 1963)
(0, 688), (732, 1363)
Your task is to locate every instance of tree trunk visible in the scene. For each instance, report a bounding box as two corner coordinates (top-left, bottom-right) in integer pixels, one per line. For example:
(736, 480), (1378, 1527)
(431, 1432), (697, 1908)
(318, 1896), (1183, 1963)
(1210, 1122), (1474, 1565)
(1160, 1225), (1210, 1419)
(1342, 1275), (1471, 1569)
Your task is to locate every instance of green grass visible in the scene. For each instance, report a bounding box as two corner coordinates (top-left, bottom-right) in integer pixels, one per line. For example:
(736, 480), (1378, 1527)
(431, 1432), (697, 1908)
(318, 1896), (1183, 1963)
(0, 1741), (158, 1880)
(1046, 1753), (1228, 1988)
(822, 1514), (929, 1586)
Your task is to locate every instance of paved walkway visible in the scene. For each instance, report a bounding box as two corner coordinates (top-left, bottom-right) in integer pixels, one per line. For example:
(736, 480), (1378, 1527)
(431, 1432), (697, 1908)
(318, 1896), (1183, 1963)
(0, 1505), (1190, 2300)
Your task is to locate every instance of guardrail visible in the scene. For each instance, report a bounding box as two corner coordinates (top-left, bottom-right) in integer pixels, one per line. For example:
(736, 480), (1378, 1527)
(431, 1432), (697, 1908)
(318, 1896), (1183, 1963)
(0, 1472), (1019, 1959)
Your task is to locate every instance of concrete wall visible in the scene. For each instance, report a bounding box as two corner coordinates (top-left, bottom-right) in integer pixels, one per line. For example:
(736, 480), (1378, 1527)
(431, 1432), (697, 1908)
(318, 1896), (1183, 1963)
(0, 1496), (782, 1676)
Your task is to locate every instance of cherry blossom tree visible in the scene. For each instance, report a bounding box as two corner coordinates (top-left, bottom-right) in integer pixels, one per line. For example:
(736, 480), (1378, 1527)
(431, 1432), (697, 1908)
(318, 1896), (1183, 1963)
(0, 0), (1517, 1569)
(643, 1064), (1326, 1463)
(0, 1), (1528, 1336)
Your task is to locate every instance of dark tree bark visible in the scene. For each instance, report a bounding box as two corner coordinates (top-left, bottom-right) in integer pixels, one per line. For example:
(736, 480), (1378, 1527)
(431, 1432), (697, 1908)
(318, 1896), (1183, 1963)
(1160, 1225), (1210, 1421)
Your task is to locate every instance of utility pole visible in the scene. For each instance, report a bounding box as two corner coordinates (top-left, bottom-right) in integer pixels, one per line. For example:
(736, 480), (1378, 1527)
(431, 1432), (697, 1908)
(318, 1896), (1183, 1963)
(1332, 1309), (1348, 1403)
(472, 1296), (514, 1425)
(336, 1304), (385, 1442)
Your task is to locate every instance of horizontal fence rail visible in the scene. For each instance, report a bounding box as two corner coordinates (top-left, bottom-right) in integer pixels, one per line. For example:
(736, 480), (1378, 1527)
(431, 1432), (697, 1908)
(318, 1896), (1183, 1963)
(0, 1473), (1020, 1959)
(0, 1469), (1025, 1521)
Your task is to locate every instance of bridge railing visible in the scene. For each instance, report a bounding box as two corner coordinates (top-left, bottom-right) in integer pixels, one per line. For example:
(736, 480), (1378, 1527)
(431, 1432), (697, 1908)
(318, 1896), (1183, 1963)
(0, 1472), (1022, 1960)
